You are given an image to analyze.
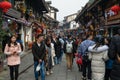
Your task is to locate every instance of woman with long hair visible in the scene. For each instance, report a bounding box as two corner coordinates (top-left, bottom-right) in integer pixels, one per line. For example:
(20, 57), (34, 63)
(88, 35), (109, 80)
(4, 35), (22, 80)
(45, 36), (54, 75)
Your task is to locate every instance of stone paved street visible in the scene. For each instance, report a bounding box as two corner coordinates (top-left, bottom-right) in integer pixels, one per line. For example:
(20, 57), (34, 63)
(0, 51), (82, 80)
(19, 55), (82, 80)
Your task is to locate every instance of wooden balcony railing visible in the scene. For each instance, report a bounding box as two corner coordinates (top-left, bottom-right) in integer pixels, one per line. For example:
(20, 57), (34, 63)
(107, 12), (120, 21)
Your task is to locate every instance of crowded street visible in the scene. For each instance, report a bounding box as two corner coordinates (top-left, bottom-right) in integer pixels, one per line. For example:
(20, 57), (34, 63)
(0, 0), (120, 80)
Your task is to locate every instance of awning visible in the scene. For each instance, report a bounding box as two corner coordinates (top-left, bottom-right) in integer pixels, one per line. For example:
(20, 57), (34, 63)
(5, 8), (21, 19)
(3, 15), (31, 26)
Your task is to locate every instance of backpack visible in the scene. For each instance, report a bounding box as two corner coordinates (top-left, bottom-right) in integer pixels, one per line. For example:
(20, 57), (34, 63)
(66, 41), (73, 53)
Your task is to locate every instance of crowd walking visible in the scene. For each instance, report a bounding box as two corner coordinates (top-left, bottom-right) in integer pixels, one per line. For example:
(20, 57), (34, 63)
(1, 29), (120, 80)
(0, 0), (120, 80)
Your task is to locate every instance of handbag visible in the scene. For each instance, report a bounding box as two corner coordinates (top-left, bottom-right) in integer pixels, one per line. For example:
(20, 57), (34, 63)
(76, 57), (82, 65)
(75, 53), (82, 65)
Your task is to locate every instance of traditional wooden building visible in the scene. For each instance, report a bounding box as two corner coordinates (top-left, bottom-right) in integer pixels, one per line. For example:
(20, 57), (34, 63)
(75, 0), (120, 37)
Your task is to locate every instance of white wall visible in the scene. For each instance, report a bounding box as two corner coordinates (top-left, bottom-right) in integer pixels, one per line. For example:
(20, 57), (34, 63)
(65, 14), (77, 22)
(70, 21), (79, 29)
(20, 25), (25, 48)
(25, 27), (32, 42)
(47, 9), (55, 19)
(50, 10), (55, 19)
(64, 14), (78, 29)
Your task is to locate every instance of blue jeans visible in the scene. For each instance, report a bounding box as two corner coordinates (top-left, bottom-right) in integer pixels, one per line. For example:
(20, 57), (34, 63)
(34, 61), (45, 80)
(54, 56), (58, 65)
(59, 50), (64, 63)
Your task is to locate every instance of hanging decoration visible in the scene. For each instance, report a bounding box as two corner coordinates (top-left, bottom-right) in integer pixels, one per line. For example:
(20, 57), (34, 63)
(29, 10), (33, 16)
(90, 25), (94, 30)
(0, 1), (12, 13)
(36, 28), (42, 34)
(19, 3), (26, 14)
(111, 5), (120, 14)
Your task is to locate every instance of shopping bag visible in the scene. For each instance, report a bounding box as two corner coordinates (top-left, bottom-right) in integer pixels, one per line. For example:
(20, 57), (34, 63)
(75, 53), (82, 65)
(76, 57), (82, 65)
(36, 64), (41, 71)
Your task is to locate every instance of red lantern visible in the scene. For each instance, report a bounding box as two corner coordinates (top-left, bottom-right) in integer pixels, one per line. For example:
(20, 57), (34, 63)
(36, 28), (42, 34)
(111, 5), (120, 13)
(0, 1), (12, 13)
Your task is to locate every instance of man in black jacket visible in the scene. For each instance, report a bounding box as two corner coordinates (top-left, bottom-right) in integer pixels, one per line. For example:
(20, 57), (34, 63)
(108, 29), (120, 80)
(32, 34), (46, 80)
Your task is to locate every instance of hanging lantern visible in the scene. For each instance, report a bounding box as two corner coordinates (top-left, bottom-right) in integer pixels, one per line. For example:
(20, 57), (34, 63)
(111, 5), (120, 13)
(0, 1), (12, 13)
(36, 28), (42, 34)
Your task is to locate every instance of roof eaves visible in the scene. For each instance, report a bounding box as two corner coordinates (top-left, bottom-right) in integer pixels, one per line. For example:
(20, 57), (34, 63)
(87, 0), (102, 11)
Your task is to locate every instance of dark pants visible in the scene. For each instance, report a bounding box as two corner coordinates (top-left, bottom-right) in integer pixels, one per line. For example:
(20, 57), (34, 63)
(59, 49), (64, 63)
(77, 64), (83, 71)
(46, 57), (52, 71)
(8, 65), (19, 80)
(82, 60), (91, 79)
(104, 69), (112, 80)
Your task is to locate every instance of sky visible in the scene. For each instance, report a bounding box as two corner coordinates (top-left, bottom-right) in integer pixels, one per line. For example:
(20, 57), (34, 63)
(45, 0), (89, 21)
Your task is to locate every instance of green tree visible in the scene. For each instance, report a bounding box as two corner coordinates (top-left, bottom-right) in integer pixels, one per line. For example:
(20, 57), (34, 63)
(0, 9), (8, 54)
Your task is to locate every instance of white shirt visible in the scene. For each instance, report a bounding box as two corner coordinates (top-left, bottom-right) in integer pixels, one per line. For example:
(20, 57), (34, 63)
(37, 43), (41, 47)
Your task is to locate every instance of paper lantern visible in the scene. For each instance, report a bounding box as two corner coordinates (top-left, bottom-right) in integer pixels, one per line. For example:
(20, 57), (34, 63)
(37, 28), (42, 34)
(111, 5), (120, 13)
(0, 1), (12, 13)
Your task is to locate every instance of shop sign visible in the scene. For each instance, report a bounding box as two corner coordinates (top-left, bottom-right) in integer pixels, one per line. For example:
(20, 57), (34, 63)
(6, 8), (21, 19)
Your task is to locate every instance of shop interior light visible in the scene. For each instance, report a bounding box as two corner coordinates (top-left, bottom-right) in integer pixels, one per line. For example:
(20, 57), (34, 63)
(8, 19), (11, 22)
(7, 19), (12, 24)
